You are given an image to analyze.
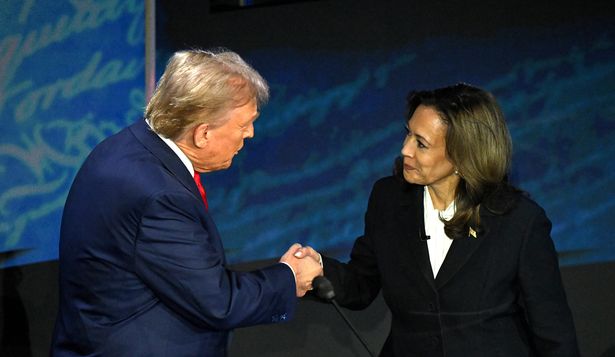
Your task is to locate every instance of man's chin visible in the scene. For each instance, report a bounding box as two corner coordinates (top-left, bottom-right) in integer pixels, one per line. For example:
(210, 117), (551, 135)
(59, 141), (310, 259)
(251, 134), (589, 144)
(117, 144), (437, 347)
(222, 158), (233, 169)
(200, 160), (233, 173)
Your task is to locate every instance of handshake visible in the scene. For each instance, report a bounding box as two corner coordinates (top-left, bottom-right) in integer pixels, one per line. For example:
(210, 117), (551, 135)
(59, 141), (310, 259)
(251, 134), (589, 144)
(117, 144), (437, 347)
(280, 244), (323, 297)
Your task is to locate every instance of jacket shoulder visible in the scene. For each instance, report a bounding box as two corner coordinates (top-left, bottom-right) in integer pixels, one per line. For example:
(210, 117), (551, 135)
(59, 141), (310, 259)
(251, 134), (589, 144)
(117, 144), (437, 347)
(500, 190), (548, 222)
(372, 175), (419, 193)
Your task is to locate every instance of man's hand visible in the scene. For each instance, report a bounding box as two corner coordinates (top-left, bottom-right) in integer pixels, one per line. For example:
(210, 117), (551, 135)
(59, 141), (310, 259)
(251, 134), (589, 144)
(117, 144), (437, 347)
(292, 245), (322, 264)
(280, 244), (323, 297)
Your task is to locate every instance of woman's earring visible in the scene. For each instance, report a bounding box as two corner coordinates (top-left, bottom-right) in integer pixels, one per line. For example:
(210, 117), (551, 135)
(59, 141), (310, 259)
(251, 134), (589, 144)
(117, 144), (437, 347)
(454, 169), (459, 175)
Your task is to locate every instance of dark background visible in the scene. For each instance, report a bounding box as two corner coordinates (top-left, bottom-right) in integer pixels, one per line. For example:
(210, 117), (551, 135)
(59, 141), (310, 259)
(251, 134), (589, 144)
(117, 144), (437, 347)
(2, 0), (615, 355)
(156, 0), (615, 268)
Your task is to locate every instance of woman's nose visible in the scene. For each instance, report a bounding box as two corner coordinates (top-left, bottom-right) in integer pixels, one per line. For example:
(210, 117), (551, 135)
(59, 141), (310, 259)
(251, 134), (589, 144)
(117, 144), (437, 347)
(401, 136), (414, 157)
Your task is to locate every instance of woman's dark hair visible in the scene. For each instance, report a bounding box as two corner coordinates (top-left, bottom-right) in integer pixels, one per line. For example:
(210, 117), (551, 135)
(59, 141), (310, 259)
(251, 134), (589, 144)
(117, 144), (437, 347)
(399, 83), (518, 239)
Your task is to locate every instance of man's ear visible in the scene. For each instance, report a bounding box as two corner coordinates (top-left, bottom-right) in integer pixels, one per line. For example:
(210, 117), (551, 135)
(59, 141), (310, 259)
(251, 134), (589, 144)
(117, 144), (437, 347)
(193, 122), (210, 148)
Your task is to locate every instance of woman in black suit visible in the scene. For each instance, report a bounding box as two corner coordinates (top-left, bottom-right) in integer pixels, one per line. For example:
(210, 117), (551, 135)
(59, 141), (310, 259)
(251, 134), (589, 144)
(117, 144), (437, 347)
(300, 83), (580, 356)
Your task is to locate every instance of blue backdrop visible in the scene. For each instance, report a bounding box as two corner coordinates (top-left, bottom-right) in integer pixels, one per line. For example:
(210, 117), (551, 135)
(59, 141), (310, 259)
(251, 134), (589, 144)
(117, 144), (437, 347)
(0, 1), (144, 267)
(1, 0), (614, 268)
(202, 22), (615, 267)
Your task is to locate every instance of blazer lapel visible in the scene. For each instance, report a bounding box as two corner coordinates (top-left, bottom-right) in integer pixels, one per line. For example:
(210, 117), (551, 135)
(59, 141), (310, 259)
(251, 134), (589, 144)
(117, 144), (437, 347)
(435, 209), (500, 289)
(128, 119), (226, 265)
(396, 185), (436, 288)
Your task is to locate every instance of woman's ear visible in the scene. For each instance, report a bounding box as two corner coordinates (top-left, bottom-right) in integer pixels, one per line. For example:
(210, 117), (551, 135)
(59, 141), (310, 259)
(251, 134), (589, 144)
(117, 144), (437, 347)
(193, 122), (210, 148)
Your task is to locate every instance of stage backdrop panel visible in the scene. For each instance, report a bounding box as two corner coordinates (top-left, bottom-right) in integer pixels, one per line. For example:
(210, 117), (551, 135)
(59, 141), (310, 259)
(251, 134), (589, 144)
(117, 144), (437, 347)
(0, 0), (144, 268)
(157, 0), (615, 267)
(2, 0), (614, 269)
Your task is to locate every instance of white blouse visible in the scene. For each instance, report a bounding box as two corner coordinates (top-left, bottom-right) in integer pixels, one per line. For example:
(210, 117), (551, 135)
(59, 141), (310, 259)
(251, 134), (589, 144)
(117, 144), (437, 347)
(423, 186), (455, 278)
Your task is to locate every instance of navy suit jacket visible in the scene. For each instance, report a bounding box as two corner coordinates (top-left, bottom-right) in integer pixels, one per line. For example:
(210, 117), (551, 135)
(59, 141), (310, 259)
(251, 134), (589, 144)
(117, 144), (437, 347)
(51, 119), (296, 356)
(324, 176), (579, 357)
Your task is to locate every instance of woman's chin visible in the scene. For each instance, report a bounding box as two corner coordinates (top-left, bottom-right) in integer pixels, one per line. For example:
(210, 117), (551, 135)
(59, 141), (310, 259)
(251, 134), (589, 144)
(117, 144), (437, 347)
(403, 172), (421, 185)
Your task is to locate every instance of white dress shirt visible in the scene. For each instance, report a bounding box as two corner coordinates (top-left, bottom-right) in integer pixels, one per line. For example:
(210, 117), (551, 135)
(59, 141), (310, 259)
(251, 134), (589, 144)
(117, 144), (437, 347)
(423, 186), (455, 278)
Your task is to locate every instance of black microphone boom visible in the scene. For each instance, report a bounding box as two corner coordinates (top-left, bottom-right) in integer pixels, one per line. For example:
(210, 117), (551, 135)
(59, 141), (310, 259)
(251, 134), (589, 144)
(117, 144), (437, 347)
(312, 276), (376, 357)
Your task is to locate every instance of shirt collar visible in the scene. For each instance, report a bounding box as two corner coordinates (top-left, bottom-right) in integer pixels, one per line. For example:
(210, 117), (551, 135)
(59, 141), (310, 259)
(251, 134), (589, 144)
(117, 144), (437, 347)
(145, 119), (195, 177)
(424, 186), (456, 221)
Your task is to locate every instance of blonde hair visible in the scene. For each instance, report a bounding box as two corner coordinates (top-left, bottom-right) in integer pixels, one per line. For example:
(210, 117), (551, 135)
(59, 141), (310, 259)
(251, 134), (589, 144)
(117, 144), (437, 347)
(145, 49), (269, 140)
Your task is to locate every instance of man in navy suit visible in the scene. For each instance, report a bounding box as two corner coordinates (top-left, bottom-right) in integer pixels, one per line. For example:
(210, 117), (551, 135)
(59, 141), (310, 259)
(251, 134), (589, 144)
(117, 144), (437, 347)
(51, 49), (322, 356)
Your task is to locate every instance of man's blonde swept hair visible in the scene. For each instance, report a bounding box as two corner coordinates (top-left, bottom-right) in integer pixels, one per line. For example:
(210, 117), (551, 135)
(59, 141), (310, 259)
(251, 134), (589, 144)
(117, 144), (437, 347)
(145, 49), (269, 140)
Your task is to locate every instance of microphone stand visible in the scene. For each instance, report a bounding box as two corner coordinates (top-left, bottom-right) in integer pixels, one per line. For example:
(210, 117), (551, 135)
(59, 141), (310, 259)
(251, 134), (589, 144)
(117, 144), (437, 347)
(330, 299), (376, 357)
(312, 276), (376, 357)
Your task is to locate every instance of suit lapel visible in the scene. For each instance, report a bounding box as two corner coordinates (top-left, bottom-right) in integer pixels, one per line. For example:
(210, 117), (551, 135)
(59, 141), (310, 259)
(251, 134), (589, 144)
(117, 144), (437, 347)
(396, 185), (436, 289)
(435, 209), (500, 289)
(128, 119), (226, 265)
(129, 119), (202, 202)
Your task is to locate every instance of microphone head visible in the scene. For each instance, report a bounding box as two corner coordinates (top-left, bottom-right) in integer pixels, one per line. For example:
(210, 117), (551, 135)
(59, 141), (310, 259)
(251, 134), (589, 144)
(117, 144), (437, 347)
(312, 276), (335, 301)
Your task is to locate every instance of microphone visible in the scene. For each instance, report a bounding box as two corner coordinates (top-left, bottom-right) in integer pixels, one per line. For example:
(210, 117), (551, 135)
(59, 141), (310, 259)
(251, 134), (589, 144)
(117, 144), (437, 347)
(418, 207), (430, 241)
(312, 276), (376, 357)
(312, 275), (335, 300)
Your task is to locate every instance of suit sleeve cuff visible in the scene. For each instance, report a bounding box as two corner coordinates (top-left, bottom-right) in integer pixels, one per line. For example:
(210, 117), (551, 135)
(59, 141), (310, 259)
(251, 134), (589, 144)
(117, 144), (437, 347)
(280, 261), (296, 281)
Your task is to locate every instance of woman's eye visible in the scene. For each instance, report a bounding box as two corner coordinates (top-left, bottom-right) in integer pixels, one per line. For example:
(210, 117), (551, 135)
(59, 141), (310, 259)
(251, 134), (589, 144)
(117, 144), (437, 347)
(417, 141), (426, 149)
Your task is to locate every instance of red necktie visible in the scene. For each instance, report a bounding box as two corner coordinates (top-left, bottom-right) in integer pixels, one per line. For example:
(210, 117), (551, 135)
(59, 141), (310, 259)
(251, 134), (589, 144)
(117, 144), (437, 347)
(193, 171), (209, 210)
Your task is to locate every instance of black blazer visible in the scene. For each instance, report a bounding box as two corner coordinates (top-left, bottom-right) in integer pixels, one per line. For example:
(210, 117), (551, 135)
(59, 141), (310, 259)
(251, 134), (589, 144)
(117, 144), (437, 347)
(323, 176), (579, 357)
